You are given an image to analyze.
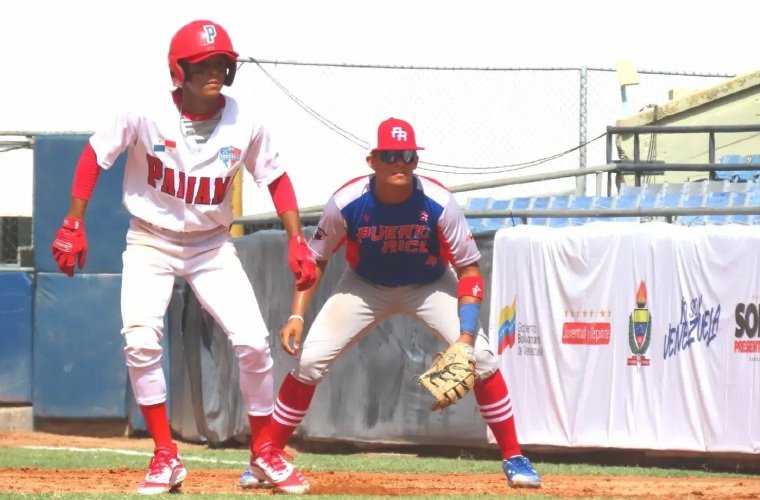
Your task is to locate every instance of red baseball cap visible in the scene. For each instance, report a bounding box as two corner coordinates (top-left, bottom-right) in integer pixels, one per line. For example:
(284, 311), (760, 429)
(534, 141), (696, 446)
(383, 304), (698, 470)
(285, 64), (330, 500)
(371, 117), (425, 151)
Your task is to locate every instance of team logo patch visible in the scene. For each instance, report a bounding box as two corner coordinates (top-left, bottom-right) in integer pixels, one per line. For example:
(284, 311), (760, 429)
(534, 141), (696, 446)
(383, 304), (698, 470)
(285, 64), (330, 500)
(418, 210), (429, 223)
(219, 146), (242, 167)
(314, 227), (327, 240)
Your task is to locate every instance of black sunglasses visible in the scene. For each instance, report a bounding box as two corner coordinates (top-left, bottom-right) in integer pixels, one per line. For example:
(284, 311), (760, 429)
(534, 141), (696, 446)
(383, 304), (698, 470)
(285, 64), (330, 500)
(378, 150), (418, 164)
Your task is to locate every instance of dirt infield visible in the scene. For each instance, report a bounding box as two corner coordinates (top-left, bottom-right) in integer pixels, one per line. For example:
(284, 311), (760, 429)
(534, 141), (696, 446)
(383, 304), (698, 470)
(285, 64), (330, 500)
(2, 432), (759, 498)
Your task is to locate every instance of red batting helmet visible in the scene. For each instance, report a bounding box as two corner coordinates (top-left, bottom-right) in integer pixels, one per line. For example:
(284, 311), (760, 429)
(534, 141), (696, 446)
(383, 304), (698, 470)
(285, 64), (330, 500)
(168, 20), (239, 87)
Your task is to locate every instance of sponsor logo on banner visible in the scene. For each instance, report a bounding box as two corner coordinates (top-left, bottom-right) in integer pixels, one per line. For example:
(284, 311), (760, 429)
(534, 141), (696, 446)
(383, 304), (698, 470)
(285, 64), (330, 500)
(627, 281), (652, 367)
(562, 308), (611, 345)
(733, 301), (760, 356)
(219, 146), (242, 167)
(497, 296), (517, 353)
(664, 295), (719, 361)
(497, 296), (543, 356)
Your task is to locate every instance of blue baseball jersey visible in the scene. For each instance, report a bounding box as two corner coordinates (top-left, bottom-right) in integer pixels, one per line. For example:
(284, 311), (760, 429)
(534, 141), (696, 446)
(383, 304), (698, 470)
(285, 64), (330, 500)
(309, 175), (481, 286)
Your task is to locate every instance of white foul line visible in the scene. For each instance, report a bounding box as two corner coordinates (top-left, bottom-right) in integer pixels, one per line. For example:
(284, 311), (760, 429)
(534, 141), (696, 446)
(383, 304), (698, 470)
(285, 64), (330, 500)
(22, 446), (247, 466)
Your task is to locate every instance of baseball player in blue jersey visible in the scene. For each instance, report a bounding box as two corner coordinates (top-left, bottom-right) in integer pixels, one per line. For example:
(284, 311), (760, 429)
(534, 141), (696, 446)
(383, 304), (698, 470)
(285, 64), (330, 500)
(239, 117), (541, 494)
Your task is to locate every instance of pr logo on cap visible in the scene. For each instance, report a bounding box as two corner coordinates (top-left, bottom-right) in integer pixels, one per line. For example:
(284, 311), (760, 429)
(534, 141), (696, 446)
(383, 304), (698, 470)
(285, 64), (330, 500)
(373, 117), (425, 151)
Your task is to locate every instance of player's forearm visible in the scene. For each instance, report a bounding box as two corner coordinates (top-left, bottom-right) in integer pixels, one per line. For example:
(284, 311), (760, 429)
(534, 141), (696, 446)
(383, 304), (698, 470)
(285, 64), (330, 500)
(67, 197), (89, 221)
(289, 260), (326, 315)
(278, 210), (303, 239)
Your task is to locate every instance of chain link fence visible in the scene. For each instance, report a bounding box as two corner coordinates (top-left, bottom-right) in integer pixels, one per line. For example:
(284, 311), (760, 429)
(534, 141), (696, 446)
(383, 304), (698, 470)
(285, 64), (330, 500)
(0, 64), (732, 265)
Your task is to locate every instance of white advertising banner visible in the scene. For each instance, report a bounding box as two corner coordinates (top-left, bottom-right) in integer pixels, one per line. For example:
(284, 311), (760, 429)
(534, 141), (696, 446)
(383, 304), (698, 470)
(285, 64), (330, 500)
(489, 221), (760, 453)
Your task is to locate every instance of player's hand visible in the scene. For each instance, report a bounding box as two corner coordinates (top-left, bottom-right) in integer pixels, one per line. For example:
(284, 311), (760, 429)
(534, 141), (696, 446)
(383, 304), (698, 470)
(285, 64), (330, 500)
(279, 316), (305, 356)
(288, 234), (317, 291)
(51, 217), (87, 277)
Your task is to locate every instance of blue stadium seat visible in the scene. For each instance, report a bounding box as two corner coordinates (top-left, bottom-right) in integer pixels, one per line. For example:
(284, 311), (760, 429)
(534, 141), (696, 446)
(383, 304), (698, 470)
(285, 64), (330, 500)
(704, 180), (728, 193)
(529, 196), (550, 226)
(704, 192), (730, 225)
(548, 217), (571, 228)
(550, 195), (571, 210)
(726, 191), (750, 224)
(595, 196), (613, 208)
(724, 181), (750, 193)
(466, 197), (492, 210)
(568, 195), (594, 225)
(484, 216), (520, 231)
(716, 154), (755, 182)
(491, 199), (511, 211)
(658, 192), (683, 208)
(619, 185), (642, 198)
(612, 195), (640, 222)
(678, 194), (706, 226)
(642, 183), (665, 197)
(683, 181), (707, 196)
(511, 197), (531, 210)
(590, 197), (616, 222)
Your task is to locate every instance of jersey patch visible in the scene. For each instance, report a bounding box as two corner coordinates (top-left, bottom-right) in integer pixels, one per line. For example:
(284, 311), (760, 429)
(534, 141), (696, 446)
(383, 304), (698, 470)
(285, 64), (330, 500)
(153, 138), (176, 153)
(219, 146), (242, 167)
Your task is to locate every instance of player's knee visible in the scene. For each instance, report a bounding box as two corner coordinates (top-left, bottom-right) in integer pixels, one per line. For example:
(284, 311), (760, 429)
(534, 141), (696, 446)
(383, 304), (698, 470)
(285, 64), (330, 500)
(291, 351), (327, 385)
(474, 349), (498, 380)
(234, 344), (273, 374)
(122, 326), (163, 369)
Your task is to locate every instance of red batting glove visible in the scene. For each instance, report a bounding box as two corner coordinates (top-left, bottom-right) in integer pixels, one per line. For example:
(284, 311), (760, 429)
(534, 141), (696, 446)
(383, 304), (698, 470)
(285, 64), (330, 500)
(51, 217), (87, 277)
(288, 234), (316, 291)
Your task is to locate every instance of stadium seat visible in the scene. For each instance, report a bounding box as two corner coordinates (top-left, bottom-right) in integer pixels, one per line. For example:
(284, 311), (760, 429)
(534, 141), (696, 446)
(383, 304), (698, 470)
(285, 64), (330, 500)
(704, 192), (731, 225)
(619, 185), (642, 198)
(683, 181), (707, 196)
(724, 181), (750, 193)
(729, 191), (751, 224)
(663, 182), (686, 194)
(529, 196), (550, 226)
(642, 183), (665, 197)
(548, 217), (571, 228)
(466, 197), (492, 211)
(568, 195), (593, 225)
(658, 192), (683, 208)
(511, 197), (531, 210)
(715, 154), (748, 182)
(677, 194), (706, 226)
(704, 180), (728, 193)
(491, 199), (511, 211)
(550, 195), (571, 210)
(612, 195), (640, 222)
(484, 216), (520, 231)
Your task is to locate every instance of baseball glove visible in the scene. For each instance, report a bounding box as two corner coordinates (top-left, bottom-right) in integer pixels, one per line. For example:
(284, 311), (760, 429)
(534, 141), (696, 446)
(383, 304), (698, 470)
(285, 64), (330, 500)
(417, 342), (477, 410)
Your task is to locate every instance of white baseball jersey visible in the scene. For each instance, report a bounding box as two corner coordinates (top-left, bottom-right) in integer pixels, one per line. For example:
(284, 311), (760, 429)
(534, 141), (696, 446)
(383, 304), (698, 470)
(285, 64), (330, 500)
(89, 92), (284, 232)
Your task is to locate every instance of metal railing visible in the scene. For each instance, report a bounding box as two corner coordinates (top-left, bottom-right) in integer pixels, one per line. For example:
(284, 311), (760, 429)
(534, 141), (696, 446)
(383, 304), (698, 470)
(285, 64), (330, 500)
(605, 124), (760, 187)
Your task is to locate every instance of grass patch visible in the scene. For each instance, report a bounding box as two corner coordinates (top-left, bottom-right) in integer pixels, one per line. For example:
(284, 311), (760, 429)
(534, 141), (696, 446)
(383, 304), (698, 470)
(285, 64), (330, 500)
(0, 446), (751, 479)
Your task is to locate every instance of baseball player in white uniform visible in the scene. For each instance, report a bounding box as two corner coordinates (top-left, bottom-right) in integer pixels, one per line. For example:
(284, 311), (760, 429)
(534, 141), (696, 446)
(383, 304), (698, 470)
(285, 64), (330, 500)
(50, 20), (316, 495)
(239, 118), (542, 494)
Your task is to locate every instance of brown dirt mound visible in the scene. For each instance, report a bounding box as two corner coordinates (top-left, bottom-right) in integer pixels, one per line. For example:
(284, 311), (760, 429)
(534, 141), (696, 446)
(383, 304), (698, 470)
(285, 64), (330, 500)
(1, 432), (758, 498)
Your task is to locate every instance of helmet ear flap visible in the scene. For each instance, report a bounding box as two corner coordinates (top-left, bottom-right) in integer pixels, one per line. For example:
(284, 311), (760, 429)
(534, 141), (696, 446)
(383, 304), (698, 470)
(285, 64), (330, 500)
(170, 61), (186, 87)
(224, 61), (237, 86)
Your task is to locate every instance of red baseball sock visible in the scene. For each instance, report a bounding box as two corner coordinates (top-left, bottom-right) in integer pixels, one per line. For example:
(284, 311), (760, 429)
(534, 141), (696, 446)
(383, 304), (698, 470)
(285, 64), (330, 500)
(248, 414), (271, 456)
(139, 403), (175, 453)
(473, 370), (521, 459)
(266, 373), (316, 450)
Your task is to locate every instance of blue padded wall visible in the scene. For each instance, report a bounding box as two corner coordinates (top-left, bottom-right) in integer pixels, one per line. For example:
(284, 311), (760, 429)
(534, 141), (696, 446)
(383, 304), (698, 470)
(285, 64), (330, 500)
(0, 271), (34, 403)
(33, 273), (127, 417)
(33, 134), (130, 274)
